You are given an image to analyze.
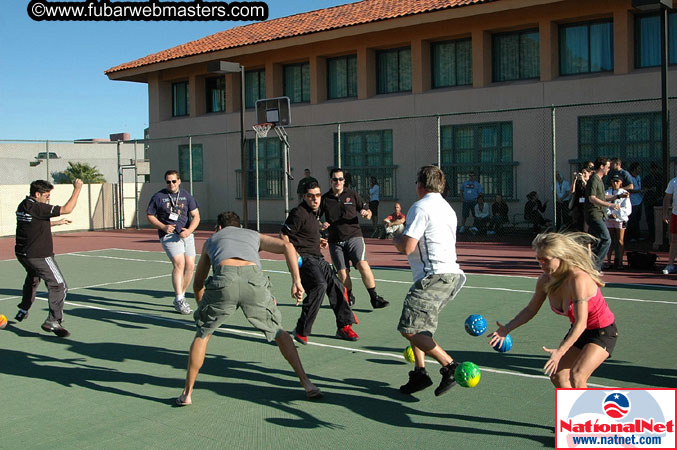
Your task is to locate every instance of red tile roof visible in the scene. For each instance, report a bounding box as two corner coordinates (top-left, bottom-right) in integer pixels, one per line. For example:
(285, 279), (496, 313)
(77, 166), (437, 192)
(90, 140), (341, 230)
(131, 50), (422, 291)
(106, 0), (495, 74)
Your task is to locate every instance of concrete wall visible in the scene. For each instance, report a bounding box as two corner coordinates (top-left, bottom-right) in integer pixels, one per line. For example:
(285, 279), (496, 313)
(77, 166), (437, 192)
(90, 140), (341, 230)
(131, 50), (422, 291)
(0, 141), (146, 185)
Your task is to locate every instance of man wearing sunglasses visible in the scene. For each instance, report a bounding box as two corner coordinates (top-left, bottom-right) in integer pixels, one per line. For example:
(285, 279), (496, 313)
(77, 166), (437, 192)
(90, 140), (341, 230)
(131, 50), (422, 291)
(280, 182), (359, 345)
(320, 168), (389, 309)
(147, 170), (201, 314)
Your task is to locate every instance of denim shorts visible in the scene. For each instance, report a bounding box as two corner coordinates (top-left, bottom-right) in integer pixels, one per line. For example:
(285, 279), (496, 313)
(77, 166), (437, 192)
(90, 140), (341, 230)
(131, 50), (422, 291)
(397, 272), (466, 336)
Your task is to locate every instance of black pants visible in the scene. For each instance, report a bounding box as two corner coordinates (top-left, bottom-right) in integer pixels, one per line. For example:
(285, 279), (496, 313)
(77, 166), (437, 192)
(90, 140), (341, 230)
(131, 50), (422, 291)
(16, 255), (68, 322)
(295, 255), (356, 336)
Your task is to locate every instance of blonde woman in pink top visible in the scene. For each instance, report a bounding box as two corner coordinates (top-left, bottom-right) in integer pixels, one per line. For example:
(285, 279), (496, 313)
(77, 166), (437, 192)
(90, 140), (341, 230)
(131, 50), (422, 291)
(488, 232), (617, 388)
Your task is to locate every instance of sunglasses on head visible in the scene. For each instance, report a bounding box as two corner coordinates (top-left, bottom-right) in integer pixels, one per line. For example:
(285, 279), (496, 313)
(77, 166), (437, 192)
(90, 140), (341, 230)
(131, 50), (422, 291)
(166, 180), (178, 184)
(331, 177), (344, 182)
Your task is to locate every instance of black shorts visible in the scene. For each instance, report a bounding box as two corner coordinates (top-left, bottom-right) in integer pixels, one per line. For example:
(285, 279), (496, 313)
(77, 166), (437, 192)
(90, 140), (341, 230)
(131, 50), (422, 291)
(567, 322), (618, 357)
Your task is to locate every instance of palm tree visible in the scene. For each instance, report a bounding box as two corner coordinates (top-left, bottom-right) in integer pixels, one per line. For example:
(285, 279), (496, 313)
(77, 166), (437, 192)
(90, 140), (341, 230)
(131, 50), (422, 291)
(59, 161), (106, 183)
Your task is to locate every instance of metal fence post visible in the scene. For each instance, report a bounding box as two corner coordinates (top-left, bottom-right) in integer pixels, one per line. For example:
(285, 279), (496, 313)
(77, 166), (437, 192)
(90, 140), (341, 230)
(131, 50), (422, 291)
(437, 115), (441, 167)
(255, 134), (260, 232)
(551, 105), (557, 230)
(188, 135), (193, 195)
(337, 123), (341, 167)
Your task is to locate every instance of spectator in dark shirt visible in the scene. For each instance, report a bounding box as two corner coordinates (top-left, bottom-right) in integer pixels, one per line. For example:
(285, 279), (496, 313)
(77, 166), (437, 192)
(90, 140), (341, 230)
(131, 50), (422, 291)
(524, 191), (548, 233)
(490, 194), (509, 235)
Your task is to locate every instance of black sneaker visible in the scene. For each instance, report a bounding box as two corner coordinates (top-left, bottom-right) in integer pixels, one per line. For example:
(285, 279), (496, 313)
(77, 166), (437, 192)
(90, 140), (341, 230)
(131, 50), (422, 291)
(399, 368), (433, 394)
(371, 295), (389, 309)
(434, 361), (459, 396)
(41, 320), (71, 338)
(348, 291), (356, 307)
(15, 309), (29, 322)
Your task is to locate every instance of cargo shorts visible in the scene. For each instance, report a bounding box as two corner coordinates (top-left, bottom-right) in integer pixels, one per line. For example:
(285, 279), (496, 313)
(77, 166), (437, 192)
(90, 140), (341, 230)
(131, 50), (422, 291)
(397, 272), (466, 336)
(194, 265), (283, 341)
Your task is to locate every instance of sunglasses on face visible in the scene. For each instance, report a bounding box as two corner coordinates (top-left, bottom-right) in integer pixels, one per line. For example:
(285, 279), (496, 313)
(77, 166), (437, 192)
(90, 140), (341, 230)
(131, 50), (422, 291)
(166, 180), (178, 184)
(331, 177), (344, 182)
(305, 193), (322, 199)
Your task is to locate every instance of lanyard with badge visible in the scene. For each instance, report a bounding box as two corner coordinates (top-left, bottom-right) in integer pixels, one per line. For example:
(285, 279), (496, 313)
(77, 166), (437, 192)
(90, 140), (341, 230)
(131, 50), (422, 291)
(168, 191), (180, 222)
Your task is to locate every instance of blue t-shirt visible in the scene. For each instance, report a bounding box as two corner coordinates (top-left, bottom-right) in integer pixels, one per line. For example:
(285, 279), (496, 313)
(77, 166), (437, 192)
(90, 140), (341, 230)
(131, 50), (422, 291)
(461, 180), (483, 202)
(146, 188), (199, 237)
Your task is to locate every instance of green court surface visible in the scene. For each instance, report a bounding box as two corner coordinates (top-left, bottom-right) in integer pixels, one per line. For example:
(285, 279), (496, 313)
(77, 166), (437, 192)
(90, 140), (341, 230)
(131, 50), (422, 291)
(1, 249), (675, 449)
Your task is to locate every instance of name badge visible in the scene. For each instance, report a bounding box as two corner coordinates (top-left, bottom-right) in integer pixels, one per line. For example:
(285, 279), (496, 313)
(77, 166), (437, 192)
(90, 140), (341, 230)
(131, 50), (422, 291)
(168, 212), (179, 221)
(579, 198), (585, 203)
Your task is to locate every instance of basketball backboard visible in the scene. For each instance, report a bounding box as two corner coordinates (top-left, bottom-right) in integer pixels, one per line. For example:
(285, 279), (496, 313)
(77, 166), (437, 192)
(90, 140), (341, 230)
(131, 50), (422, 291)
(255, 97), (291, 126)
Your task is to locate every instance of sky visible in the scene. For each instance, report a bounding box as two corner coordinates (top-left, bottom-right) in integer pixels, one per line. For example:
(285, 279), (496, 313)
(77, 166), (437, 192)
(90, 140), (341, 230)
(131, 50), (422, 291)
(0, 0), (349, 141)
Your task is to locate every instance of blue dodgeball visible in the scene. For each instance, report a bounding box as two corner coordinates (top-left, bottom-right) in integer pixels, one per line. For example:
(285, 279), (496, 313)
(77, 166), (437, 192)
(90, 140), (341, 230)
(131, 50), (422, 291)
(464, 314), (487, 336)
(493, 333), (512, 352)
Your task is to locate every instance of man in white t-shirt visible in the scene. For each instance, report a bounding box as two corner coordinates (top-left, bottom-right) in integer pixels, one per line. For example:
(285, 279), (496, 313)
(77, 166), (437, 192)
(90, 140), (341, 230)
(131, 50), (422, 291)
(662, 176), (677, 274)
(393, 165), (466, 397)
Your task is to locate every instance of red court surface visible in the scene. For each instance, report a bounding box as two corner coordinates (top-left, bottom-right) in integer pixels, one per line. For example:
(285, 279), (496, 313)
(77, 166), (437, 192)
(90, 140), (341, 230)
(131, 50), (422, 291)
(1, 228), (672, 287)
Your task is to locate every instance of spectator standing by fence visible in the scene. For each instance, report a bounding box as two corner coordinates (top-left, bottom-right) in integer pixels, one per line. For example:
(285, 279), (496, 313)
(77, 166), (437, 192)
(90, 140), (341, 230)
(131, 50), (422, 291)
(569, 163), (593, 232)
(605, 175), (632, 269)
(459, 172), (482, 234)
(626, 163), (643, 242)
(490, 194), (509, 235)
(369, 177), (380, 237)
(556, 172), (571, 230)
(642, 162), (663, 244)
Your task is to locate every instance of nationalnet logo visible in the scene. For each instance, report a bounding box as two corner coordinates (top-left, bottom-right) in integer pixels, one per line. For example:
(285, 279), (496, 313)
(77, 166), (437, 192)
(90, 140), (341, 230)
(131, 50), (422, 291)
(555, 388), (676, 449)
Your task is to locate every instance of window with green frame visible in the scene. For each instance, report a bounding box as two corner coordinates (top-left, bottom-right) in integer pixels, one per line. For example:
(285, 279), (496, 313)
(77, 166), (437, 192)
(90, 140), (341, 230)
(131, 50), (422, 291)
(635, 12), (677, 68)
(327, 55), (357, 99)
(205, 77), (225, 113)
(245, 69), (266, 109)
(244, 138), (284, 198)
(333, 130), (397, 199)
(492, 30), (540, 82)
(178, 144), (203, 182)
(284, 62), (310, 103)
(431, 38), (472, 88)
(377, 47), (412, 94)
(578, 112), (662, 165)
(559, 20), (614, 75)
(440, 122), (515, 198)
(172, 81), (189, 117)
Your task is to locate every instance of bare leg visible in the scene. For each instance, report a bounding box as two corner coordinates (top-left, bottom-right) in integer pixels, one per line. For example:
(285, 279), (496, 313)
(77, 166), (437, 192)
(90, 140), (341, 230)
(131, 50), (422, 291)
(275, 331), (320, 396)
(569, 344), (609, 388)
(336, 269), (352, 291)
(402, 332), (453, 368)
(170, 254), (186, 297)
(549, 346), (581, 388)
(182, 255), (195, 294)
(616, 228), (626, 266)
(355, 261), (376, 290)
(179, 334), (212, 404)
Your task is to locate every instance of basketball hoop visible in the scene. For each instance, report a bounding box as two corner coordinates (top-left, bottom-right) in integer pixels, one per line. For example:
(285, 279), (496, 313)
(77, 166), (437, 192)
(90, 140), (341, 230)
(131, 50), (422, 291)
(252, 122), (273, 139)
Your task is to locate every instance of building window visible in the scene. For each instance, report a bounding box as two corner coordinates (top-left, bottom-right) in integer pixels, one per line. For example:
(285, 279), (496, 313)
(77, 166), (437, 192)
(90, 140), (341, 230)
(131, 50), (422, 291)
(205, 77), (225, 113)
(560, 20), (614, 75)
(245, 69), (266, 109)
(172, 81), (189, 117)
(377, 47), (412, 94)
(431, 39), (472, 88)
(333, 130), (397, 199)
(327, 55), (357, 99)
(240, 138), (284, 199)
(578, 112), (662, 168)
(440, 122), (515, 199)
(284, 62), (310, 103)
(635, 12), (677, 68)
(178, 144), (203, 182)
(492, 29), (540, 82)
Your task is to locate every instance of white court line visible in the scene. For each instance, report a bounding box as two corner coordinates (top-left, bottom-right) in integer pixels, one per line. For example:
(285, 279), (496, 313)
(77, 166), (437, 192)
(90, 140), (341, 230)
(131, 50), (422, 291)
(16, 293), (614, 389)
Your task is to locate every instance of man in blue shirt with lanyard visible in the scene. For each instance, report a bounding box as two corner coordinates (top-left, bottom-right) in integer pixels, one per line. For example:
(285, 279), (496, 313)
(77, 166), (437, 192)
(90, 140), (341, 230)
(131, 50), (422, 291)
(147, 170), (200, 314)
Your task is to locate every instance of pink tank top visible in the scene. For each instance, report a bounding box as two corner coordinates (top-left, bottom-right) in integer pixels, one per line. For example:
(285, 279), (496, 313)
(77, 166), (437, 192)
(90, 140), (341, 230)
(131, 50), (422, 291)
(550, 287), (615, 329)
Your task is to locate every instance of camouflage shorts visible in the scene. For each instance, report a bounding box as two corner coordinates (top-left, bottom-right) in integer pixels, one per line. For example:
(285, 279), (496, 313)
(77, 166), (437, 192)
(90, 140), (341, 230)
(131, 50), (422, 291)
(397, 273), (466, 336)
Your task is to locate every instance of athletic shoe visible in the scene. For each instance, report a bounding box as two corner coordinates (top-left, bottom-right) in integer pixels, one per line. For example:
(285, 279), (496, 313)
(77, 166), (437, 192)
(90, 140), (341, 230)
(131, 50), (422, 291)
(348, 291), (356, 306)
(293, 329), (308, 345)
(173, 298), (192, 315)
(663, 264), (675, 275)
(434, 361), (459, 396)
(41, 320), (70, 338)
(371, 295), (389, 309)
(386, 232), (394, 239)
(15, 309), (29, 322)
(336, 324), (359, 341)
(470, 226), (478, 234)
(459, 226), (465, 233)
(400, 368), (433, 394)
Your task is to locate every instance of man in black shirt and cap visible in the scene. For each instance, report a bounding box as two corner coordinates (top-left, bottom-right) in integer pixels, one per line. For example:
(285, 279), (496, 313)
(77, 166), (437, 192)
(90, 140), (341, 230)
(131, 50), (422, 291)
(14, 178), (83, 337)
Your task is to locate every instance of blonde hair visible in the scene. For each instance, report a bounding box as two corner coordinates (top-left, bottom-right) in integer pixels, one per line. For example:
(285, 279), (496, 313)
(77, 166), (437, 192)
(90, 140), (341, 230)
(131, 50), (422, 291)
(531, 232), (604, 294)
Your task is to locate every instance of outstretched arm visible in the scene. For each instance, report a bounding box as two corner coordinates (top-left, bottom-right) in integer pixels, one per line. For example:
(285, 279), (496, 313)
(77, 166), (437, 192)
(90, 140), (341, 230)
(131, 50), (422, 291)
(260, 234), (304, 301)
(59, 179), (83, 215)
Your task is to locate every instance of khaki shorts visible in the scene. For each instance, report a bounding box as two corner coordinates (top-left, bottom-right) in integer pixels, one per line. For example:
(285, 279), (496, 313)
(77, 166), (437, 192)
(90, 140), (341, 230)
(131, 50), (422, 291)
(194, 265), (283, 341)
(397, 273), (466, 336)
(161, 233), (196, 258)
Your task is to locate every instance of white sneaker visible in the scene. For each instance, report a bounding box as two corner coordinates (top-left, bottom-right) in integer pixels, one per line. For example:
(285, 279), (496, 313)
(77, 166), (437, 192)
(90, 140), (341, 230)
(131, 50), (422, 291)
(173, 298), (192, 314)
(663, 264), (675, 275)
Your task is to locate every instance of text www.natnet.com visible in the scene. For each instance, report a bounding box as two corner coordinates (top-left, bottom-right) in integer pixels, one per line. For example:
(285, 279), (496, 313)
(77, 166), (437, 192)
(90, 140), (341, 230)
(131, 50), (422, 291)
(572, 434), (663, 446)
(28, 0), (269, 21)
